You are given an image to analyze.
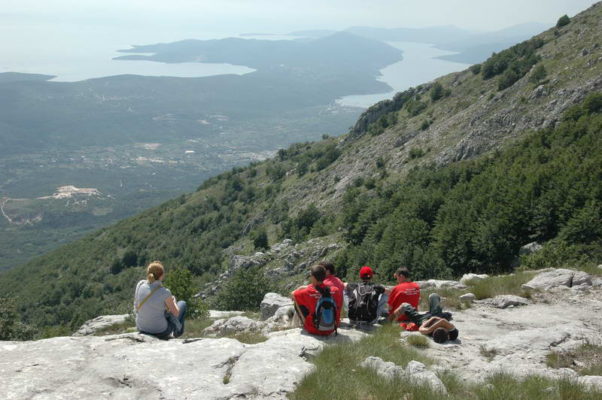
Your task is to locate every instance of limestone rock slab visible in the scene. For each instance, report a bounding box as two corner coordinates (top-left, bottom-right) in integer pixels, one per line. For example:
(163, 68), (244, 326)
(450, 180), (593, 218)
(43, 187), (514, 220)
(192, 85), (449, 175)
(479, 295), (530, 309)
(522, 269), (592, 291)
(1, 327), (366, 400)
(460, 273), (489, 285)
(73, 314), (130, 336)
(260, 292), (293, 320)
(204, 316), (263, 336)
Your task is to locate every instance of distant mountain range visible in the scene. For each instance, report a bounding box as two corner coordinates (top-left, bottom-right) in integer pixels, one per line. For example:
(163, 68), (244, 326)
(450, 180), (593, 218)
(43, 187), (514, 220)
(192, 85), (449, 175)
(286, 22), (550, 63)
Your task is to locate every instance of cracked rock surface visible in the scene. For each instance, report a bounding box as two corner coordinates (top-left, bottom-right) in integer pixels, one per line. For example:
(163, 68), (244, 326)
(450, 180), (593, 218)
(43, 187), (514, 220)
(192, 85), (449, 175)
(0, 327), (365, 400)
(416, 288), (602, 384)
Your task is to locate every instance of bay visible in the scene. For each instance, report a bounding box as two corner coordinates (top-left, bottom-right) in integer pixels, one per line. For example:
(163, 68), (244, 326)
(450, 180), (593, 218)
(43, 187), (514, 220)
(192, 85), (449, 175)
(336, 41), (471, 108)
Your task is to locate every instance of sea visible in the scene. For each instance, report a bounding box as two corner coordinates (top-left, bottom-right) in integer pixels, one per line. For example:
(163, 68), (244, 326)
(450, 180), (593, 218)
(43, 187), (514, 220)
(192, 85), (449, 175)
(0, 22), (469, 108)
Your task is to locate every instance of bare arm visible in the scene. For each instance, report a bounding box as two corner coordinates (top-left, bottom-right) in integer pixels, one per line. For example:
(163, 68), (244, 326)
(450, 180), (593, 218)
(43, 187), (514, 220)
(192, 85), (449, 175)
(291, 285), (306, 300)
(419, 317), (455, 335)
(165, 296), (180, 317)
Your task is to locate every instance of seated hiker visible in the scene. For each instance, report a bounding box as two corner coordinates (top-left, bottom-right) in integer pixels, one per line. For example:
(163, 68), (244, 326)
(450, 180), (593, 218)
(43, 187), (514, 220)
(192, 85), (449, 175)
(390, 292), (459, 343)
(387, 266), (420, 323)
(134, 261), (187, 339)
(291, 264), (342, 336)
(321, 261), (345, 295)
(345, 266), (387, 325)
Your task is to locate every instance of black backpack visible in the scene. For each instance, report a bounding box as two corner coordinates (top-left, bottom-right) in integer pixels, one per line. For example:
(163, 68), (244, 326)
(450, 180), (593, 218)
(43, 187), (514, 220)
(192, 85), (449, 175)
(348, 282), (382, 322)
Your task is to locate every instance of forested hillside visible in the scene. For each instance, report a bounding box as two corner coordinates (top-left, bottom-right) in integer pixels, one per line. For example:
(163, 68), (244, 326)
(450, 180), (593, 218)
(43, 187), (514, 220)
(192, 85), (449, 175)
(1, 3), (601, 336)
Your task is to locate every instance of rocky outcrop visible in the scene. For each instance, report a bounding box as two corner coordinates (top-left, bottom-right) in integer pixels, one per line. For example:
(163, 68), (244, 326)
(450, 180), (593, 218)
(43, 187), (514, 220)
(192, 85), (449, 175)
(0, 327), (365, 400)
(522, 269), (593, 291)
(416, 279), (466, 290)
(478, 295), (530, 309)
(460, 273), (489, 285)
(205, 293), (296, 336)
(418, 285), (602, 384)
(200, 238), (342, 298)
(360, 357), (447, 394)
(260, 293), (293, 320)
(5, 269), (602, 399)
(519, 241), (543, 256)
(459, 293), (476, 302)
(204, 316), (264, 336)
(209, 310), (245, 319)
(73, 314), (129, 336)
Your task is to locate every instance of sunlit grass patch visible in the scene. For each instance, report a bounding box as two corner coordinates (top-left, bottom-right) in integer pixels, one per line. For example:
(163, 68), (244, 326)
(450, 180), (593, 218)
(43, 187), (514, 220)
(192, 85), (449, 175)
(224, 331), (268, 344)
(474, 372), (601, 400)
(468, 271), (537, 300)
(180, 317), (215, 339)
(290, 324), (436, 400)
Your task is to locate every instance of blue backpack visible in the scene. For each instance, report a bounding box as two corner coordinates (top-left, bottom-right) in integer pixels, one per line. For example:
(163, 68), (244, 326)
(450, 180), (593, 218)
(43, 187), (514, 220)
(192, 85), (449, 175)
(313, 285), (337, 333)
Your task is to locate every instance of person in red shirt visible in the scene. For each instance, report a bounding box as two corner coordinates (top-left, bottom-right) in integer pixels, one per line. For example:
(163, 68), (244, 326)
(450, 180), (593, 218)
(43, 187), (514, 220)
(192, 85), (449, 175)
(292, 264), (342, 336)
(321, 261), (345, 295)
(387, 266), (421, 322)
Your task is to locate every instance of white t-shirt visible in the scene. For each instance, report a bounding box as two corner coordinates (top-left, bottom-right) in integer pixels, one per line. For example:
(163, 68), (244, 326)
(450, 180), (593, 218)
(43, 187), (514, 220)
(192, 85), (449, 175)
(134, 280), (172, 334)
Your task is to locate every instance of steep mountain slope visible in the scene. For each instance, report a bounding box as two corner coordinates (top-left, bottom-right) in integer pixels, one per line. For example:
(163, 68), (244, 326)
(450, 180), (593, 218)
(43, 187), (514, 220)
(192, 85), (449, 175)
(1, 3), (601, 333)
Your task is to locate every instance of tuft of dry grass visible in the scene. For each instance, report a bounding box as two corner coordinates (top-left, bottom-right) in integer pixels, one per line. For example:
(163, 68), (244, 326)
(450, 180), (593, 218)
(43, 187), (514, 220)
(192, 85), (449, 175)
(480, 345), (498, 362)
(406, 334), (429, 348)
(547, 343), (602, 376)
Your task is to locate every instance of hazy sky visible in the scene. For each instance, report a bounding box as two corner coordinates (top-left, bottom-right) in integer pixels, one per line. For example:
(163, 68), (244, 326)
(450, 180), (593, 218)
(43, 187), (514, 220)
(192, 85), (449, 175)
(1, 0), (596, 35)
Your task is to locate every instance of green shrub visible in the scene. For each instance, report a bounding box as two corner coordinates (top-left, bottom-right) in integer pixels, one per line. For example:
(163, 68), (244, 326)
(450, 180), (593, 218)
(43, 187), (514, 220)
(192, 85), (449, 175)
(470, 64), (482, 75)
(409, 147), (426, 159)
(121, 249), (138, 267)
(0, 297), (36, 340)
(406, 99), (427, 116)
(556, 15), (570, 28)
(251, 228), (269, 250)
(430, 82), (444, 102)
(164, 268), (209, 320)
(529, 64), (547, 84)
(214, 267), (273, 311)
(482, 38), (543, 89)
(498, 69), (520, 90)
(559, 201), (602, 244)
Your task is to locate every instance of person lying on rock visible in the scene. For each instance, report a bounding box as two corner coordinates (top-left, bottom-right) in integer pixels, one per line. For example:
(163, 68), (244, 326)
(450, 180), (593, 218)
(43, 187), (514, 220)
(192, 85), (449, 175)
(133, 261), (187, 339)
(389, 292), (459, 343)
(291, 264), (343, 336)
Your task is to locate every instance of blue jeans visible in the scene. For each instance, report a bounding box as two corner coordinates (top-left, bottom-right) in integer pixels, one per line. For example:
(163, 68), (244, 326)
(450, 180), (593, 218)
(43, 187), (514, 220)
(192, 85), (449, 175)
(154, 300), (187, 339)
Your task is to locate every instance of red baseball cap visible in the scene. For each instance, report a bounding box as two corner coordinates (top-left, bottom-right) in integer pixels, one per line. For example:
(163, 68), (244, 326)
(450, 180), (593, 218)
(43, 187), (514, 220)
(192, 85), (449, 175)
(359, 266), (374, 279)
